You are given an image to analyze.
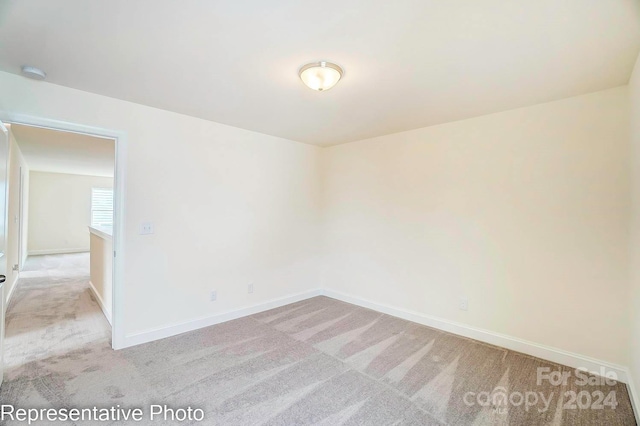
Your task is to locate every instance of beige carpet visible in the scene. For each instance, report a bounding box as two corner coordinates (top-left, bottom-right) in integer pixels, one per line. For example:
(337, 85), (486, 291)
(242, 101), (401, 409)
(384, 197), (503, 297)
(0, 254), (636, 425)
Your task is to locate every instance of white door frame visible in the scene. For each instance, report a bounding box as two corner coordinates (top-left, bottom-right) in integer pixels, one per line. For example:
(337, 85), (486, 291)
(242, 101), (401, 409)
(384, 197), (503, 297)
(0, 112), (127, 350)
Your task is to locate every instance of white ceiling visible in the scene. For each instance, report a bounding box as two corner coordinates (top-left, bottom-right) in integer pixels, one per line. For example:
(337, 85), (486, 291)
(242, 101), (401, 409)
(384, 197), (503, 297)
(10, 124), (115, 177)
(0, 0), (639, 146)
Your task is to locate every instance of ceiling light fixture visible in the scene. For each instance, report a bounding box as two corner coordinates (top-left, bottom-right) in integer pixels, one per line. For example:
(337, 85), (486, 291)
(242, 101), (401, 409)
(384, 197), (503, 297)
(21, 65), (46, 80)
(299, 61), (343, 91)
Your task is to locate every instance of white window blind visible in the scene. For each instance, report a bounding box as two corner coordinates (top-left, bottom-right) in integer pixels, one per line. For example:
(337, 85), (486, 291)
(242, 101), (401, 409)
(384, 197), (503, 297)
(91, 188), (113, 227)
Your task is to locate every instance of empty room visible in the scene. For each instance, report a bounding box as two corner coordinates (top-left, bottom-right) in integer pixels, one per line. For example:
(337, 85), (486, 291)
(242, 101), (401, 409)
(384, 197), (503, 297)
(0, 0), (639, 425)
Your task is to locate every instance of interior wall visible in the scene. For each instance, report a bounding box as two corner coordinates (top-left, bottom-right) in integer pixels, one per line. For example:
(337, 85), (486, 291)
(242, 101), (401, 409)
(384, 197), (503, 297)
(5, 128), (29, 302)
(628, 53), (640, 401)
(21, 168), (29, 267)
(89, 231), (112, 323)
(0, 71), (323, 339)
(28, 171), (113, 255)
(321, 86), (630, 366)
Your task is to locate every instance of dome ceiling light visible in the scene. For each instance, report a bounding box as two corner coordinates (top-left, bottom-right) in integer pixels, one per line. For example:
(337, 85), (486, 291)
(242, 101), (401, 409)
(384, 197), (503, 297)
(299, 61), (343, 91)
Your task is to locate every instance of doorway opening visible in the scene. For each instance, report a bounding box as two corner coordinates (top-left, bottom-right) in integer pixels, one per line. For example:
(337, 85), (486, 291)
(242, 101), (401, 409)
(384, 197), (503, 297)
(0, 115), (125, 357)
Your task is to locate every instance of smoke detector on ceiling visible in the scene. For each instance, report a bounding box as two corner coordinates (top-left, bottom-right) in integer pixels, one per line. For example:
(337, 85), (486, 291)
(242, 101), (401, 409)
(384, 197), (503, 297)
(21, 65), (46, 81)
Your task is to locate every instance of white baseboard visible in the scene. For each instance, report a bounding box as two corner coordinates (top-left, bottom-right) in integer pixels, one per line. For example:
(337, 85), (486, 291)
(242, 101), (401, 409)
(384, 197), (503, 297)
(322, 288), (631, 385)
(28, 248), (89, 256)
(88, 280), (112, 326)
(5, 273), (19, 305)
(122, 288), (324, 348)
(626, 369), (640, 424)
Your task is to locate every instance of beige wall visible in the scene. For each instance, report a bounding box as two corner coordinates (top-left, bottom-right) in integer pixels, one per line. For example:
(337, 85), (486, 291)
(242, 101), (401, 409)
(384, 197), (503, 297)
(28, 171), (113, 254)
(5, 128), (29, 302)
(89, 231), (112, 323)
(0, 71), (323, 340)
(321, 87), (630, 365)
(629, 53), (640, 402)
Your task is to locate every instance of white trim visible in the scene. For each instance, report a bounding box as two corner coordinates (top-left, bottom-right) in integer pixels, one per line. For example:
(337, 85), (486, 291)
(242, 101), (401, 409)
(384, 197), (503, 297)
(88, 226), (112, 241)
(122, 289), (323, 348)
(28, 248), (88, 256)
(626, 370), (640, 424)
(5, 272), (19, 305)
(88, 280), (112, 325)
(322, 288), (631, 384)
(0, 112), (127, 350)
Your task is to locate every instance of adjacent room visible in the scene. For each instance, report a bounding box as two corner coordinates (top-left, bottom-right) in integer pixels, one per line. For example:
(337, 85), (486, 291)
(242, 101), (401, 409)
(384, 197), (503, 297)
(14, 125), (116, 328)
(0, 1), (639, 425)
(1, 123), (116, 362)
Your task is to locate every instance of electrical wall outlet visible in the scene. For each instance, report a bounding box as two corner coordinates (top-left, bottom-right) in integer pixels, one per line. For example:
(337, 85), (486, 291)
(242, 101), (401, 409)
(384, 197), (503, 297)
(139, 222), (154, 235)
(459, 297), (469, 311)
(12, 264), (18, 271)
(210, 290), (217, 301)
(248, 283), (254, 294)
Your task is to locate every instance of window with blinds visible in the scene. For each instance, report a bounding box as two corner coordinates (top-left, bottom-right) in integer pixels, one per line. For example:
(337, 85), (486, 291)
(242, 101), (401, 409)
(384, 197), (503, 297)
(91, 188), (113, 227)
